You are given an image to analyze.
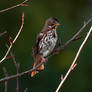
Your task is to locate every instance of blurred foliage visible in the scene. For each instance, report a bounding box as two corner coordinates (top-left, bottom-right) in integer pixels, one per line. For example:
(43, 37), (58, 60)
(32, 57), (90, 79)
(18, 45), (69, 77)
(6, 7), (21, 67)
(0, 0), (92, 92)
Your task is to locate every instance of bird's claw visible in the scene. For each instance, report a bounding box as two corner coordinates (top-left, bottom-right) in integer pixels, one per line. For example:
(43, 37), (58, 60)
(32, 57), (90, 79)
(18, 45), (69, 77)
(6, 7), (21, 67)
(41, 57), (48, 64)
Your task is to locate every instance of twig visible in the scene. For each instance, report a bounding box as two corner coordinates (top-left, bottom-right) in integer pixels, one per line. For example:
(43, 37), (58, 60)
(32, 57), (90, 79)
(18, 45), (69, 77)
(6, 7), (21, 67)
(63, 17), (92, 48)
(0, 0), (31, 13)
(0, 31), (7, 37)
(56, 26), (92, 92)
(10, 51), (20, 92)
(16, 63), (20, 92)
(0, 62), (44, 83)
(3, 67), (8, 92)
(8, 47), (20, 92)
(6, 44), (20, 92)
(0, 12), (24, 63)
(24, 88), (28, 92)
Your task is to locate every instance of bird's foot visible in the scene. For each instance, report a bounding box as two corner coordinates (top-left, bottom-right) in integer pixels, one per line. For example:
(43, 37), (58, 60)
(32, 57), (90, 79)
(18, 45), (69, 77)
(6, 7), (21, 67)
(41, 56), (48, 64)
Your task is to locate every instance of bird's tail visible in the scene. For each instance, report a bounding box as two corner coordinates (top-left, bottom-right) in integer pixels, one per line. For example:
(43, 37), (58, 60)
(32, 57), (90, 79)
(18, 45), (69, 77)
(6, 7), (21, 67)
(31, 55), (44, 77)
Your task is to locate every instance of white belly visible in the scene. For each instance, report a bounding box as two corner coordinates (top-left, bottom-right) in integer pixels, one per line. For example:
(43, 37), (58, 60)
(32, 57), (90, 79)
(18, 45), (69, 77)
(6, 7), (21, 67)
(39, 30), (58, 57)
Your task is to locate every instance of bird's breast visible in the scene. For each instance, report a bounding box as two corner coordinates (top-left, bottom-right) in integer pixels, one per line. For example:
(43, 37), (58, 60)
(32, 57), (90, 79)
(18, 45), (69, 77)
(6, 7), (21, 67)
(39, 30), (58, 57)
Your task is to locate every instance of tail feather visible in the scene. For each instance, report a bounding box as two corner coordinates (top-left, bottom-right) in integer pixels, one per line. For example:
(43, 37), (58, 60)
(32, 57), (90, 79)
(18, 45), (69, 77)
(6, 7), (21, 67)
(31, 60), (44, 77)
(38, 64), (44, 71)
(31, 70), (39, 77)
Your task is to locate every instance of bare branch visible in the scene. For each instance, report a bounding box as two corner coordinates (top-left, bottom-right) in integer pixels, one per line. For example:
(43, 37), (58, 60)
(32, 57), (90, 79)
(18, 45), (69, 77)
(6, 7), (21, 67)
(0, 61), (44, 83)
(6, 44), (20, 92)
(0, 12), (24, 63)
(0, 0), (31, 13)
(0, 31), (7, 37)
(16, 64), (20, 92)
(56, 26), (92, 92)
(9, 51), (20, 92)
(24, 88), (28, 92)
(63, 17), (92, 48)
(3, 67), (8, 92)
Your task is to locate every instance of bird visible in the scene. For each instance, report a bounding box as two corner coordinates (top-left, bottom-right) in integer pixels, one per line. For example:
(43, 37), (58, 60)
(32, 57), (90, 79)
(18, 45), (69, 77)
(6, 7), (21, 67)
(31, 17), (60, 77)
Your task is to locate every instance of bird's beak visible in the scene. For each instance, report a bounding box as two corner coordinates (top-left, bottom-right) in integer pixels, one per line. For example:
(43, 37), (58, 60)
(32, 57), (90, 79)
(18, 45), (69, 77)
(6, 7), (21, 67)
(56, 23), (60, 26)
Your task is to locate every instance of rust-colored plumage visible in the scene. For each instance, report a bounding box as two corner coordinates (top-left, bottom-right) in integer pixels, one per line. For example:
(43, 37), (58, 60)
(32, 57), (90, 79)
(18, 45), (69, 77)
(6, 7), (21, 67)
(31, 17), (60, 77)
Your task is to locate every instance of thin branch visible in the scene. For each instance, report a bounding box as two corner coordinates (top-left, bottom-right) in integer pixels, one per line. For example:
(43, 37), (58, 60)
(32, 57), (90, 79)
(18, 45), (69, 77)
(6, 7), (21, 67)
(0, 0), (31, 13)
(6, 44), (20, 92)
(16, 63), (20, 92)
(63, 17), (92, 48)
(3, 67), (8, 92)
(0, 61), (44, 83)
(56, 26), (92, 92)
(24, 88), (28, 92)
(10, 51), (20, 92)
(6, 45), (20, 92)
(0, 12), (24, 63)
(0, 31), (7, 37)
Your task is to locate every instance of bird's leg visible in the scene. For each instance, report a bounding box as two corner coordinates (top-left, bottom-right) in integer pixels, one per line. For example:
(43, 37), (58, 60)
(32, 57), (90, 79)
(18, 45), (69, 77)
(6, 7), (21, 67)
(36, 56), (48, 71)
(40, 56), (48, 64)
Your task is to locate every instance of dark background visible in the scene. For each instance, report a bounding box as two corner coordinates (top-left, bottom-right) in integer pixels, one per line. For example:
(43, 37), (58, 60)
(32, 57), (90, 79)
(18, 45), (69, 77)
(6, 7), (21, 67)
(0, 0), (92, 92)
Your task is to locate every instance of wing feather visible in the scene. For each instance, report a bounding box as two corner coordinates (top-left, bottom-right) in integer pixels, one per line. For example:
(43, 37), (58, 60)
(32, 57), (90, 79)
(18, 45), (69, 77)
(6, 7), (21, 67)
(32, 32), (43, 59)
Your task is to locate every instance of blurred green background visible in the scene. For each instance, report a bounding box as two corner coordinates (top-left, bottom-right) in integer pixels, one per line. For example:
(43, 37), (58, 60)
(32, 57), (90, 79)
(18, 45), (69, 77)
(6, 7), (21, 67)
(0, 0), (92, 92)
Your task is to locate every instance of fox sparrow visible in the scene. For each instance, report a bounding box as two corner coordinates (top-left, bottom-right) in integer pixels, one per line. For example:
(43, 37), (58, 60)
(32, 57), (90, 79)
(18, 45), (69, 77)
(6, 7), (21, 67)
(31, 17), (60, 77)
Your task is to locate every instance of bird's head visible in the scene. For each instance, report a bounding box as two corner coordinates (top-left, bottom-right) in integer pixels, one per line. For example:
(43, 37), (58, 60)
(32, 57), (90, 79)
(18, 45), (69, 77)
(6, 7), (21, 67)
(45, 17), (60, 29)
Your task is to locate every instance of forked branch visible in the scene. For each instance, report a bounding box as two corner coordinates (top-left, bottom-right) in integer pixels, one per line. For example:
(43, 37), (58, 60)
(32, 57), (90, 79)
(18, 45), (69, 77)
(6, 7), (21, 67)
(56, 26), (92, 92)
(0, 12), (24, 63)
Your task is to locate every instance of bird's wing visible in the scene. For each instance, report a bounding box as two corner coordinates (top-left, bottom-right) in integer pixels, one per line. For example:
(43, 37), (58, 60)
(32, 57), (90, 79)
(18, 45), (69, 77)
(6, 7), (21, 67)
(36, 32), (43, 45)
(32, 32), (43, 59)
